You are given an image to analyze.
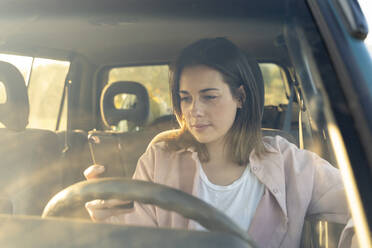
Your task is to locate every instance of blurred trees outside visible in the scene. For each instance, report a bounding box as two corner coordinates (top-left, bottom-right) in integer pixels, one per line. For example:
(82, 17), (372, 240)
(109, 65), (171, 131)
(0, 55), (288, 132)
(108, 63), (288, 132)
(260, 63), (288, 106)
(109, 63), (288, 114)
(27, 59), (69, 131)
(0, 54), (69, 130)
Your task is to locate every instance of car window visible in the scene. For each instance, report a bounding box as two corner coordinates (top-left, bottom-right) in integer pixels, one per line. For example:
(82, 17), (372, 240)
(108, 65), (171, 131)
(107, 63), (288, 132)
(286, 10), (372, 246)
(0, 54), (33, 83)
(0, 54), (69, 130)
(27, 58), (69, 131)
(260, 63), (288, 106)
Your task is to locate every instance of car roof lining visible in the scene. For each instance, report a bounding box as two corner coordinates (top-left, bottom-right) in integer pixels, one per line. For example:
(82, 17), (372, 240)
(0, 0), (290, 66)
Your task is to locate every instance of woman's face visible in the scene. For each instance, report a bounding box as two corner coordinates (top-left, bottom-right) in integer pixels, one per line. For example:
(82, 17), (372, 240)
(179, 65), (240, 145)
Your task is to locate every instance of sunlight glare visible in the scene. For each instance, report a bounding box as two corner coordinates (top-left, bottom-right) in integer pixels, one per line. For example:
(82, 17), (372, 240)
(328, 123), (372, 248)
(0, 54), (32, 84)
(358, 0), (372, 49)
(0, 82), (6, 104)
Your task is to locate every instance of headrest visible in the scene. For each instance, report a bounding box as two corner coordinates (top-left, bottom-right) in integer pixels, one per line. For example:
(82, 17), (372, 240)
(0, 61), (29, 131)
(100, 81), (149, 128)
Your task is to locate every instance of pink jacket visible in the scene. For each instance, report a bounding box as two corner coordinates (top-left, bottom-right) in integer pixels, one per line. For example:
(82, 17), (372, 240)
(110, 135), (349, 247)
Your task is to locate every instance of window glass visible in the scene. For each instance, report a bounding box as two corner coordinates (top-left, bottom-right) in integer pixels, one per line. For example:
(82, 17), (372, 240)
(292, 11), (361, 247)
(0, 54), (33, 84)
(108, 65), (171, 131)
(259, 63), (289, 106)
(0, 54), (69, 131)
(27, 58), (69, 131)
(114, 93), (138, 110)
(108, 64), (289, 131)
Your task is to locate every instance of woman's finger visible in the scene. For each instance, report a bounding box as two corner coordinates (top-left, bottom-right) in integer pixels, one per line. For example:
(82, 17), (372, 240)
(85, 201), (109, 221)
(85, 199), (132, 222)
(85, 199), (130, 209)
(84, 164), (105, 180)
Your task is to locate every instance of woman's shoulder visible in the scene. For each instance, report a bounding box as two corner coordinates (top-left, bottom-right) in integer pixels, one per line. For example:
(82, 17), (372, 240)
(262, 134), (298, 153)
(261, 135), (319, 168)
(261, 134), (338, 175)
(145, 129), (185, 155)
(148, 129), (181, 146)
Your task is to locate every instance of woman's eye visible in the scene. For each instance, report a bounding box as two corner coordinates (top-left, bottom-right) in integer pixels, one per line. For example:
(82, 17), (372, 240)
(180, 96), (191, 102)
(203, 95), (217, 100)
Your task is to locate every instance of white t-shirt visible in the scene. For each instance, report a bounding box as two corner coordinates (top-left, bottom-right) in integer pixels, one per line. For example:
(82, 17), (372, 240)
(190, 159), (264, 231)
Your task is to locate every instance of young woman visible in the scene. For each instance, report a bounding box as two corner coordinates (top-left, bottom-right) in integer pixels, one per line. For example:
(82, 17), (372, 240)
(84, 38), (351, 247)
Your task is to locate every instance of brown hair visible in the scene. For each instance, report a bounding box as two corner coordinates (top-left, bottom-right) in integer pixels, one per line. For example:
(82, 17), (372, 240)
(160, 37), (266, 165)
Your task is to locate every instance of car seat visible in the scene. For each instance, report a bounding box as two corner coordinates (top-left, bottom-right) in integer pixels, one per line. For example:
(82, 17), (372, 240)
(56, 129), (91, 188)
(0, 61), (63, 215)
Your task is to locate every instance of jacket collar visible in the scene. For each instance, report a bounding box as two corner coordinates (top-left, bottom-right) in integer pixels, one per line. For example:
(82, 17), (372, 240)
(249, 141), (288, 217)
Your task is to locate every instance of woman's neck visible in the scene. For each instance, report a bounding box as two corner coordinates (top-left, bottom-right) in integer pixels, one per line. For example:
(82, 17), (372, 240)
(202, 139), (246, 186)
(205, 139), (234, 168)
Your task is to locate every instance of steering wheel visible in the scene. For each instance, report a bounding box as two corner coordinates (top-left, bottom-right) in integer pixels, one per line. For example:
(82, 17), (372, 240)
(42, 178), (256, 247)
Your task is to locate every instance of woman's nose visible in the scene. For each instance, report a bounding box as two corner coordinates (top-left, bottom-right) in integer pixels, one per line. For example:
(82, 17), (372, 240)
(190, 99), (203, 117)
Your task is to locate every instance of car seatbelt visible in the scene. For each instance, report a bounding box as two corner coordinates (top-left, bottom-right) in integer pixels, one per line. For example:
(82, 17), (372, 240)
(283, 80), (305, 149)
(298, 106), (304, 149)
(282, 83), (294, 132)
(60, 78), (72, 154)
(87, 133), (98, 165)
(295, 85), (305, 150)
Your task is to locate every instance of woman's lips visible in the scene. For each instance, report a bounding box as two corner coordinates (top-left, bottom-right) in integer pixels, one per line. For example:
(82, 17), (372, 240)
(191, 124), (210, 132)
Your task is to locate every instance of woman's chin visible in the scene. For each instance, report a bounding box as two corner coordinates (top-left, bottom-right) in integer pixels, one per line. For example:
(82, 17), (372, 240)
(191, 133), (215, 144)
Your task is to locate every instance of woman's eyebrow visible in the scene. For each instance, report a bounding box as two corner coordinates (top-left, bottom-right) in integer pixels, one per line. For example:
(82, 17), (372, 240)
(178, 90), (189, 95)
(200, 88), (219, 93)
(179, 88), (220, 94)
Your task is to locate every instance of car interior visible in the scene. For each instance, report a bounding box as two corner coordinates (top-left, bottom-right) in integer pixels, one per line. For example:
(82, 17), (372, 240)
(0, 0), (370, 247)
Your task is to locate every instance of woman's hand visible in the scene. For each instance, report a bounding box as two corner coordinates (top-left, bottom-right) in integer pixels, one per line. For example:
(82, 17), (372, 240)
(84, 164), (105, 179)
(85, 199), (130, 223)
(84, 164), (131, 223)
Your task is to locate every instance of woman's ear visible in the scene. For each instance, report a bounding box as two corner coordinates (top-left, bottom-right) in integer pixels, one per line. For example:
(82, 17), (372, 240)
(236, 85), (246, 108)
